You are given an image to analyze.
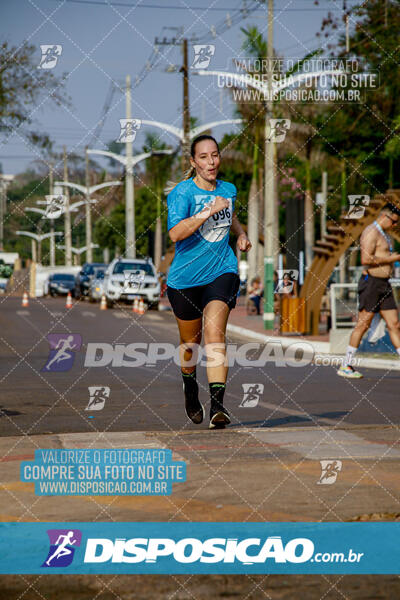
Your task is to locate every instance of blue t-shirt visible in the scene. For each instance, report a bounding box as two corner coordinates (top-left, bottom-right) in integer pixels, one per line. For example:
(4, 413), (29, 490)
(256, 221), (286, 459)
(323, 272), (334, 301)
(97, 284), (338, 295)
(167, 178), (238, 289)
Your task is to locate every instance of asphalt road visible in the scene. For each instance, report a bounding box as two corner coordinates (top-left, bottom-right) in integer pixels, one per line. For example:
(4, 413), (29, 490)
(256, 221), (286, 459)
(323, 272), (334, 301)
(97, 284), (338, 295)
(1, 296), (399, 599)
(0, 296), (398, 437)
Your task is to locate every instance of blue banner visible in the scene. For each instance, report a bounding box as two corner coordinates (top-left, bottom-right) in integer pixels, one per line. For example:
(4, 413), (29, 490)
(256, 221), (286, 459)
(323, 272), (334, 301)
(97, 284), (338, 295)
(0, 522), (398, 574)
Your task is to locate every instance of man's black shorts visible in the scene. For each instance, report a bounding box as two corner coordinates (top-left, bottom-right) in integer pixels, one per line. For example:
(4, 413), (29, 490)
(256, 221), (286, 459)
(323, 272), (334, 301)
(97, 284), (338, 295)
(358, 273), (397, 313)
(167, 272), (240, 320)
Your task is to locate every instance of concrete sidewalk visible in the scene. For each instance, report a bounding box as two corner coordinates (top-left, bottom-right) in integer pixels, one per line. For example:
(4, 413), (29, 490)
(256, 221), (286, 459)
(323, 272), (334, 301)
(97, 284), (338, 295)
(1, 426), (399, 523)
(227, 299), (400, 372)
(2, 428), (399, 598)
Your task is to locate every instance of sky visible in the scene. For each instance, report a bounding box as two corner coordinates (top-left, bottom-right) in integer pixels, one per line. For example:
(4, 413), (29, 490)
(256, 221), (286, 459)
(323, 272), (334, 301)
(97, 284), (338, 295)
(0, 0), (357, 175)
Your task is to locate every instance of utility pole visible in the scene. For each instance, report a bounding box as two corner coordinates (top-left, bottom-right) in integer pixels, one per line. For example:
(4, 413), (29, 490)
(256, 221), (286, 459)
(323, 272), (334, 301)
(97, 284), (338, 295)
(321, 171), (327, 238)
(263, 0), (275, 330)
(181, 38), (190, 172)
(63, 146), (72, 266)
(85, 146), (93, 262)
(154, 192), (162, 271)
(247, 137), (259, 284)
(156, 29), (195, 173)
(125, 74), (136, 258)
(49, 162), (55, 267)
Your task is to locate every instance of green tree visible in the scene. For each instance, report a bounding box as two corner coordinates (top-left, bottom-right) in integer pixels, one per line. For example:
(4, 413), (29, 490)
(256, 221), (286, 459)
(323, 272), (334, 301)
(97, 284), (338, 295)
(0, 41), (69, 149)
(142, 132), (174, 267)
(316, 0), (400, 191)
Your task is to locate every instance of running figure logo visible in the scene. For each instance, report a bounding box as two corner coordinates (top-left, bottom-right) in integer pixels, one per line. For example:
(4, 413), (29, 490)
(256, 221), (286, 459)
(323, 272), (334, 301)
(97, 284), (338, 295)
(86, 386), (110, 411)
(38, 45), (62, 69)
(275, 270), (298, 294)
(345, 195), (370, 219)
(44, 195), (66, 219)
(267, 119), (291, 143)
(240, 383), (264, 408)
(42, 334), (82, 372)
(117, 119), (142, 143)
(42, 529), (82, 567)
(191, 44), (215, 69)
(317, 460), (342, 485)
(123, 271), (145, 293)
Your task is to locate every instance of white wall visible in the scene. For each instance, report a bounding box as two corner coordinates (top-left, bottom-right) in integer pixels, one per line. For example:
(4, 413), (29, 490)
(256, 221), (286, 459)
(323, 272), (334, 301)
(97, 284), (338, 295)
(35, 265), (81, 297)
(0, 252), (19, 266)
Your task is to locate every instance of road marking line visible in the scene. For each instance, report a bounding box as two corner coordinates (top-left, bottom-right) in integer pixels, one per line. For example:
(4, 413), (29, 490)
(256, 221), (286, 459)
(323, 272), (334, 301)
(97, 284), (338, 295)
(0, 454), (34, 463)
(258, 401), (338, 426)
(242, 428), (400, 460)
(145, 314), (163, 321)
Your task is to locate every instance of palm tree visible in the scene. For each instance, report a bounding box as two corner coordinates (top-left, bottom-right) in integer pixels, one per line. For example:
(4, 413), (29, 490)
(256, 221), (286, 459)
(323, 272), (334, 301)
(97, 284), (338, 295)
(142, 132), (174, 270)
(226, 27), (269, 281)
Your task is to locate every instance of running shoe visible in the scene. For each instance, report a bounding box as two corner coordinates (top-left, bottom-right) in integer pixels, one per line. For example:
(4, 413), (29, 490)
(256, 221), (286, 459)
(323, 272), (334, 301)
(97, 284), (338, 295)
(183, 383), (204, 424)
(337, 365), (363, 379)
(209, 401), (231, 429)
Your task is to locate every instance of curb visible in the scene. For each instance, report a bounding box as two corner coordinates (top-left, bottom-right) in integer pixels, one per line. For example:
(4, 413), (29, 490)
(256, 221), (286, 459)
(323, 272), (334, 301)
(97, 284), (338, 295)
(226, 324), (400, 372)
(226, 324), (330, 354)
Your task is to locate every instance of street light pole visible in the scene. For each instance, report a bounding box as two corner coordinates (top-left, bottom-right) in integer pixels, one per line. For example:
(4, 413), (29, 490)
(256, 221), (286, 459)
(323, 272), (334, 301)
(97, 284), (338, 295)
(263, 0), (275, 330)
(85, 146), (93, 262)
(17, 230), (63, 263)
(63, 146), (72, 266)
(125, 74), (135, 258)
(57, 243), (99, 266)
(181, 38), (190, 172)
(54, 178), (122, 264)
(49, 162), (56, 267)
(87, 148), (173, 264)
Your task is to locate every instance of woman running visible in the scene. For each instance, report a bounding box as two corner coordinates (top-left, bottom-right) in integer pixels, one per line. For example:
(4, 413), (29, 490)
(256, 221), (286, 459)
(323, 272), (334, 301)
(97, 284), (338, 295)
(166, 135), (251, 429)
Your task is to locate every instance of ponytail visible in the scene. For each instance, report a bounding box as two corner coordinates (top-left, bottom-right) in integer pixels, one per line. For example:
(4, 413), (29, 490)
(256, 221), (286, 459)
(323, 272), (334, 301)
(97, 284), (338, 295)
(164, 166), (196, 194)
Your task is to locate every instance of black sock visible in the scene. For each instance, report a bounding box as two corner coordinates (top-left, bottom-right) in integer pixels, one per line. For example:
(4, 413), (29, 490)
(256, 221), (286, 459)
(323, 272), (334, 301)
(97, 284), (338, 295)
(182, 370), (198, 394)
(209, 382), (226, 407)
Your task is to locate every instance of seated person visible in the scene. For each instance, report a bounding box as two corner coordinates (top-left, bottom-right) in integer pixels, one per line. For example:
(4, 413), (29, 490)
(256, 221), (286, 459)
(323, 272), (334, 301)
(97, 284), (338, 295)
(247, 276), (263, 315)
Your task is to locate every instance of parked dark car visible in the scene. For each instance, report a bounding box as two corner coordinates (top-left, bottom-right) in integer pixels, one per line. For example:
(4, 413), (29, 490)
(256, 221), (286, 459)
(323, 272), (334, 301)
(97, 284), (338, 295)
(75, 262), (106, 299)
(48, 273), (76, 297)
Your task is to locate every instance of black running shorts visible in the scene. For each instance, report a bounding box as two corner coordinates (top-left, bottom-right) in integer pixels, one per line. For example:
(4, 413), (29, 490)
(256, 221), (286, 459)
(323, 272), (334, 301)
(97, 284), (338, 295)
(167, 272), (240, 320)
(357, 273), (397, 313)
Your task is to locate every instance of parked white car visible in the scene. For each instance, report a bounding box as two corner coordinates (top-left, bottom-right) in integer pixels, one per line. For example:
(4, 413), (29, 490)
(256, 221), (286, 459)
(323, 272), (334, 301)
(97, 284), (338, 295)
(103, 258), (160, 309)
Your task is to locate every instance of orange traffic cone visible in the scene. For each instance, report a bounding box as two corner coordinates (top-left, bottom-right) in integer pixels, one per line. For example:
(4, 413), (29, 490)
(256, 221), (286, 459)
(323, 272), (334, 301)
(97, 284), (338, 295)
(100, 294), (107, 310)
(133, 297), (139, 314)
(138, 298), (145, 315)
(22, 291), (29, 307)
(66, 292), (73, 308)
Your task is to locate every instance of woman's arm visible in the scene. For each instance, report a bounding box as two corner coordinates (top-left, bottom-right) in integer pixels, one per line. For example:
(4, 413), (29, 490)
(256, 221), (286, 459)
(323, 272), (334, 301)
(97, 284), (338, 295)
(169, 196), (229, 243)
(231, 213), (252, 252)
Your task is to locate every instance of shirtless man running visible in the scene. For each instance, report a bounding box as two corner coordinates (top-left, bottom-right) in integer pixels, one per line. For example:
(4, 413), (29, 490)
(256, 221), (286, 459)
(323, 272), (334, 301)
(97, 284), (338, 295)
(338, 203), (400, 378)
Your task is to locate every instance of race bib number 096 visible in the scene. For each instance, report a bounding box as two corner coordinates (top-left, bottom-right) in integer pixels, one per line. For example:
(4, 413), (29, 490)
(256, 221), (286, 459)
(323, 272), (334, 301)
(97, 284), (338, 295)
(212, 203), (231, 228)
(199, 197), (232, 242)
